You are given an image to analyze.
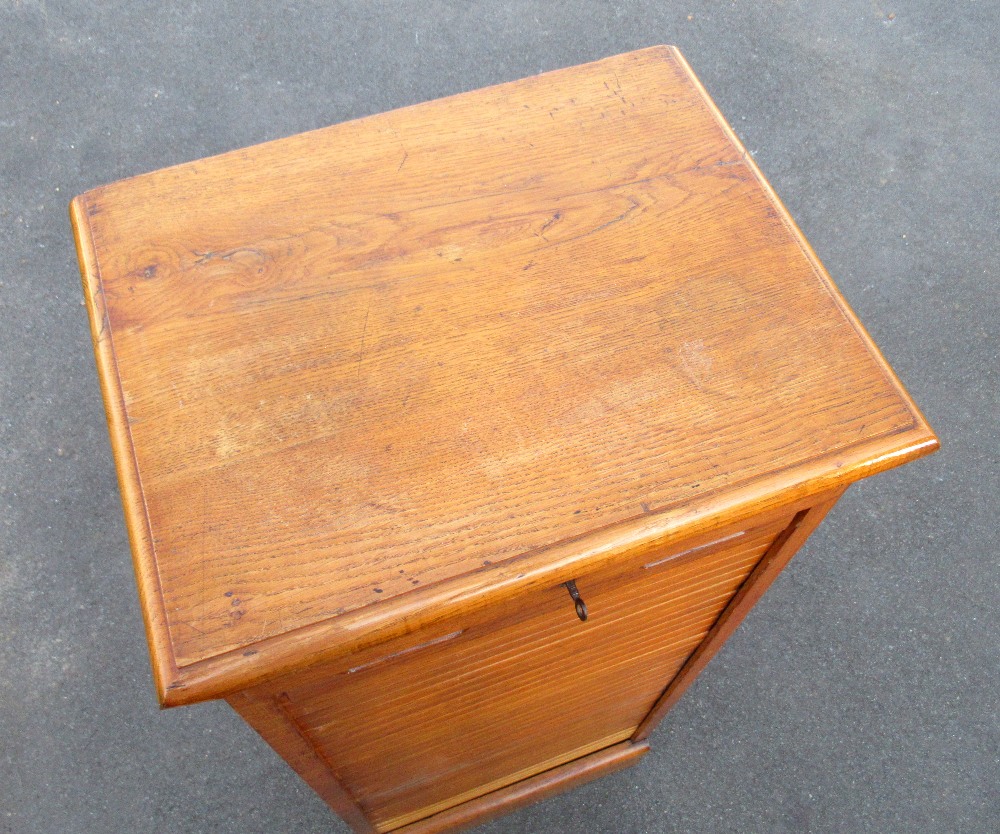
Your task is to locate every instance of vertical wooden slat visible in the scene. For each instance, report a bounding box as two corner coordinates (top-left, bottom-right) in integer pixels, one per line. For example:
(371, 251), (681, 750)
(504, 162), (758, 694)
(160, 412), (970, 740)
(227, 691), (377, 834)
(632, 487), (847, 742)
(279, 521), (789, 828)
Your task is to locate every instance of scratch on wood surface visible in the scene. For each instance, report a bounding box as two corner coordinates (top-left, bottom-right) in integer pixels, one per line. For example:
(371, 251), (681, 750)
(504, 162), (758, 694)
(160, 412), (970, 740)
(183, 620), (207, 637)
(678, 339), (713, 391)
(675, 339), (738, 400)
(607, 71), (631, 107)
(192, 247), (263, 265)
(92, 286), (110, 338)
(538, 211), (561, 239)
(396, 148), (409, 172)
(357, 300), (371, 388)
(543, 197), (640, 249)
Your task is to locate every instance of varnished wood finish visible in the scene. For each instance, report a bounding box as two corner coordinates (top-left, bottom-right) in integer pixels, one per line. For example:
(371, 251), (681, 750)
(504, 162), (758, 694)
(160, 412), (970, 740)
(71, 46), (936, 702)
(391, 741), (649, 834)
(265, 515), (790, 829)
(226, 690), (375, 834)
(633, 488), (844, 742)
(72, 45), (938, 833)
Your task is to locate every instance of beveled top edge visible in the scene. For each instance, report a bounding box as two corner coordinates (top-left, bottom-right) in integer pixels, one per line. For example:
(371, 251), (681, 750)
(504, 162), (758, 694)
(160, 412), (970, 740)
(71, 194), (180, 701)
(76, 45), (680, 203)
(157, 422), (936, 706)
(71, 44), (939, 705)
(69, 45), (685, 705)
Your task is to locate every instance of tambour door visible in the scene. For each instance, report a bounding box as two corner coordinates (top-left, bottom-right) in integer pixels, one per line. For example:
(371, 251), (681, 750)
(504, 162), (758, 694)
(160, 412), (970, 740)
(271, 514), (794, 831)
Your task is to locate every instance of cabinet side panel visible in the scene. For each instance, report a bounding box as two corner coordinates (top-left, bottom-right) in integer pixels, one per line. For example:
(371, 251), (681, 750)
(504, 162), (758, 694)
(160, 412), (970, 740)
(227, 691), (376, 834)
(633, 487), (846, 741)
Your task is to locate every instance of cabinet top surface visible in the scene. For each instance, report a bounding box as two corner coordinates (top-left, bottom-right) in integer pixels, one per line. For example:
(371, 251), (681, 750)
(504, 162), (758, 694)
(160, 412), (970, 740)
(72, 46), (936, 681)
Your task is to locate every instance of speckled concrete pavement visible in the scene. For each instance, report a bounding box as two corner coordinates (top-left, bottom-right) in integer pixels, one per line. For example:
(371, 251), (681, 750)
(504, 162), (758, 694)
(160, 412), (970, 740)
(1, 3), (996, 832)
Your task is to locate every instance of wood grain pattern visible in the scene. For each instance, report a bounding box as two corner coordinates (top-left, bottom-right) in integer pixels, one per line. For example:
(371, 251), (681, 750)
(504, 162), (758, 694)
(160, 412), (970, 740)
(71, 45), (936, 702)
(72, 44), (940, 834)
(390, 741), (649, 834)
(254, 517), (789, 829)
(226, 690), (375, 833)
(633, 487), (844, 741)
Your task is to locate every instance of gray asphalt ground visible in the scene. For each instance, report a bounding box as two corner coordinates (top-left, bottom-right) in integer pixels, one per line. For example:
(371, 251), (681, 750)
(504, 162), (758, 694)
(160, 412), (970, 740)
(1, 2), (997, 832)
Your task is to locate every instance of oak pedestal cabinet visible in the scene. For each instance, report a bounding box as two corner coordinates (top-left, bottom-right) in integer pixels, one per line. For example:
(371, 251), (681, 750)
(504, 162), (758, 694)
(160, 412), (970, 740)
(72, 47), (938, 833)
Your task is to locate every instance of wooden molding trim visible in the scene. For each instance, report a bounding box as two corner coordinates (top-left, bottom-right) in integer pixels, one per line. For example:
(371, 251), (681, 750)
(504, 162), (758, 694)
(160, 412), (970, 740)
(390, 741), (649, 834)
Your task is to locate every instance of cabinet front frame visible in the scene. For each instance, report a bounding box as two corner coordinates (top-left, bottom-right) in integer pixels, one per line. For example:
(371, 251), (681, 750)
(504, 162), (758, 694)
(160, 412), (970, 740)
(229, 487), (845, 834)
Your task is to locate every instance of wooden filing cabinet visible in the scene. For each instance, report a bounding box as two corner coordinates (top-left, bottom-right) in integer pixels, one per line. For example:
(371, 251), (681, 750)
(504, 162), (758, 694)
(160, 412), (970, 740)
(71, 46), (938, 833)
